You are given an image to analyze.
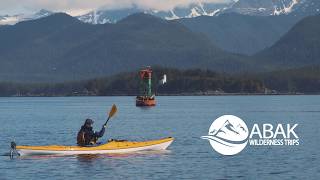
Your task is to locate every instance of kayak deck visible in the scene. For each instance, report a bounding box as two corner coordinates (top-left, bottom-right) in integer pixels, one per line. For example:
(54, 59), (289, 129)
(16, 137), (174, 156)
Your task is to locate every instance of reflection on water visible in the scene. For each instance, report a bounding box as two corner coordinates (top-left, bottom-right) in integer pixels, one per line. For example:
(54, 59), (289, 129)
(76, 150), (171, 162)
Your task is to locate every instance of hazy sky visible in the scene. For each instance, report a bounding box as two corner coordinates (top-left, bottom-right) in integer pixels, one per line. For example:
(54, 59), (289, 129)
(0, 0), (232, 15)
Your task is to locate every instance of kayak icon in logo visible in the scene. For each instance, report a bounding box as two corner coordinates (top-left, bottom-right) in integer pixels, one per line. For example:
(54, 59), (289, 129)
(201, 115), (249, 155)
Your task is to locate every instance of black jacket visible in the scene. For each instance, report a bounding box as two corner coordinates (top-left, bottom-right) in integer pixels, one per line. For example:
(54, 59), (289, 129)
(77, 126), (105, 146)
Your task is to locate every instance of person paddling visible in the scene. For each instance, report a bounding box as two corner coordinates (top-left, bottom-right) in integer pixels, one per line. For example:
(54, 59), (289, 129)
(77, 104), (117, 146)
(77, 119), (106, 146)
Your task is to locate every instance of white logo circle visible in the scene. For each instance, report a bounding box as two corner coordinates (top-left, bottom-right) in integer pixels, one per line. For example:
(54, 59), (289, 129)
(201, 115), (248, 155)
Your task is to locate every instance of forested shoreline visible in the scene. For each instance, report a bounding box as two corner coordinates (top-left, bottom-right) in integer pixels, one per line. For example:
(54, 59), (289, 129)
(0, 66), (319, 97)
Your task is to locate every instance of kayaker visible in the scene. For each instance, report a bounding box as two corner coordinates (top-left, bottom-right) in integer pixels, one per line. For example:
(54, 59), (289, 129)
(77, 118), (106, 146)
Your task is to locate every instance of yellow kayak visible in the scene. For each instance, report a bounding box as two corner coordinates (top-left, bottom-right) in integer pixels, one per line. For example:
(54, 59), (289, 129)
(16, 137), (174, 156)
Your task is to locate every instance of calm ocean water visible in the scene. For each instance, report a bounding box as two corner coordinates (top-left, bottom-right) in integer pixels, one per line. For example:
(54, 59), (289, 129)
(0, 96), (319, 179)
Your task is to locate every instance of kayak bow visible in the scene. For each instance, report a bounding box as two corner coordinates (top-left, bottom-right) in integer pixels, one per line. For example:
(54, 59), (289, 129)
(16, 137), (174, 156)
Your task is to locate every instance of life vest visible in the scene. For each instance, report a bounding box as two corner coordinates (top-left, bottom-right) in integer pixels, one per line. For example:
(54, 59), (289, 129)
(77, 131), (86, 146)
(77, 128), (98, 146)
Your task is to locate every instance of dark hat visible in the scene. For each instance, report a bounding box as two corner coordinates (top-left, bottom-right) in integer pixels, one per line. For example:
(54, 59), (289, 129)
(85, 118), (94, 125)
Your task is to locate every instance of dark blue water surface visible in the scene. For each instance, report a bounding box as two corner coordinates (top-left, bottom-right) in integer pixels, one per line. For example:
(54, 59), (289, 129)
(0, 96), (319, 179)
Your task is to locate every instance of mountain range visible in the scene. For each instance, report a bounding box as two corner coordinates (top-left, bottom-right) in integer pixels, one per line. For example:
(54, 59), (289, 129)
(1, 0), (319, 55)
(76, 2), (230, 24)
(1, 0), (320, 25)
(1, 12), (320, 82)
(0, 13), (248, 82)
(0, 1), (320, 83)
(178, 13), (299, 55)
(65, 0), (320, 24)
(1, 2), (230, 25)
(178, 0), (320, 54)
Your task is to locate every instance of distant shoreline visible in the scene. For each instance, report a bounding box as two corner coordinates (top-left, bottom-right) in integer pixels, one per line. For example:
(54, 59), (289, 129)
(4, 93), (320, 98)
(2, 67), (320, 98)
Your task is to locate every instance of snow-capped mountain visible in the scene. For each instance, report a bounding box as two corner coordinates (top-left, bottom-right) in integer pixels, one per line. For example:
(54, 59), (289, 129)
(2, 4), (230, 25)
(0, 9), (53, 25)
(224, 0), (320, 16)
(75, 0), (320, 24)
(32, 9), (53, 19)
(292, 0), (320, 16)
(76, 2), (233, 24)
(77, 6), (142, 24)
(223, 0), (299, 16)
(1, 0), (319, 25)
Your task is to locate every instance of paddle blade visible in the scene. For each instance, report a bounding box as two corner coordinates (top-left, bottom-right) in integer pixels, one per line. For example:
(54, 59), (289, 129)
(108, 104), (117, 119)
